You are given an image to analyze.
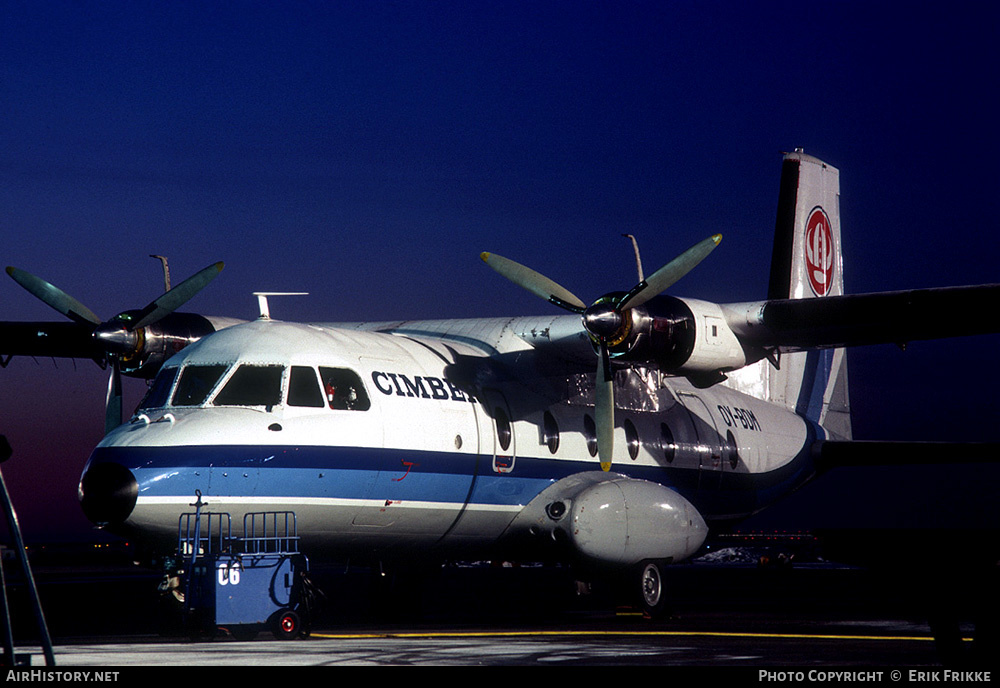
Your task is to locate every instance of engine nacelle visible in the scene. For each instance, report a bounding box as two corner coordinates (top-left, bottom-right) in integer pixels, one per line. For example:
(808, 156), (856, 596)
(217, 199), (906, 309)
(506, 472), (708, 567)
(612, 295), (747, 378)
(119, 313), (239, 379)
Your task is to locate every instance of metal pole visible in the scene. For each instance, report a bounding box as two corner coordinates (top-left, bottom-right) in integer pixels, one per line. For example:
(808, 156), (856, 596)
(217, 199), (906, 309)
(0, 466), (55, 665)
(0, 527), (16, 665)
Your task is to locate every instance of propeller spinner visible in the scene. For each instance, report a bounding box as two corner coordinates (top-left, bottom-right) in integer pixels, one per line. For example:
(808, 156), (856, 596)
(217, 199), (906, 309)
(481, 234), (721, 470)
(6, 262), (224, 434)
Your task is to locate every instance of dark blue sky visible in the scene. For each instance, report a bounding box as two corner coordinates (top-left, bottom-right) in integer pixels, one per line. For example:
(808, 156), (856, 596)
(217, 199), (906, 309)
(1, 1), (997, 538)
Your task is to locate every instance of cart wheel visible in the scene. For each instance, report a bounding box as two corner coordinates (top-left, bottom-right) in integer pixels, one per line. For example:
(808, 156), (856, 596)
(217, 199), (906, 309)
(273, 609), (301, 640)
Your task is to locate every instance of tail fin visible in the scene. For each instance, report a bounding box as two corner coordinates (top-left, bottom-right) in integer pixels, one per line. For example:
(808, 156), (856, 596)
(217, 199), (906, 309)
(769, 149), (844, 300)
(768, 149), (851, 439)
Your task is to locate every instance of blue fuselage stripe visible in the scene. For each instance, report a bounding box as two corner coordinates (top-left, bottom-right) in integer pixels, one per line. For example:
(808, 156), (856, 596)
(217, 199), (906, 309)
(88, 437), (821, 522)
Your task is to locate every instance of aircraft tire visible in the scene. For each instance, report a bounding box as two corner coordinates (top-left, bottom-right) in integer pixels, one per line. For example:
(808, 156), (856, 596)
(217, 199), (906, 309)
(637, 560), (670, 619)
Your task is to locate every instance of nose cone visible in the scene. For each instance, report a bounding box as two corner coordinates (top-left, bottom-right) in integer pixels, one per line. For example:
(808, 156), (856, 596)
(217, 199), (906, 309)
(583, 301), (624, 340)
(78, 462), (138, 525)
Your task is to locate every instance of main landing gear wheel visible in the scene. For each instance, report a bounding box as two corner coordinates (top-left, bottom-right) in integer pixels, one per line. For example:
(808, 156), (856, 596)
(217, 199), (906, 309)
(273, 609), (302, 640)
(638, 560), (669, 619)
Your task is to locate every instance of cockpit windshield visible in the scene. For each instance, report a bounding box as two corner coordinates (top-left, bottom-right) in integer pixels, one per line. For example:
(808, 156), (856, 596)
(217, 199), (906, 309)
(172, 364), (229, 406)
(134, 362), (371, 412)
(213, 364), (284, 407)
(287, 365), (325, 408)
(137, 366), (178, 411)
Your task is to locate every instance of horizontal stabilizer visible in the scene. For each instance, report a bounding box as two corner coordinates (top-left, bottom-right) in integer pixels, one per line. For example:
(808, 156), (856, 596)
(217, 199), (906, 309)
(813, 440), (1000, 472)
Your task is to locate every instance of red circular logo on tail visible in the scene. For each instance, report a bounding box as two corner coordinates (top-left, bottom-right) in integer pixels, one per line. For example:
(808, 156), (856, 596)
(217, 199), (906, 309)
(805, 207), (834, 296)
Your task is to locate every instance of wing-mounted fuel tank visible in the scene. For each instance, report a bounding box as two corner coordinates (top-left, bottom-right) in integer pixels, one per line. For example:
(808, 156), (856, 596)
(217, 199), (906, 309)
(501, 472), (707, 567)
(607, 295), (747, 383)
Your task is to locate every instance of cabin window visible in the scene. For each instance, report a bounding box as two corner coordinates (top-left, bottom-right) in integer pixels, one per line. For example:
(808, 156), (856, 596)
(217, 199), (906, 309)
(138, 366), (178, 410)
(624, 418), (640, 461)
(172, 364), (229, 406)
(660, 423), (676, 463)
(287, 366), (325, 408)
(583, 414), (598, 457)
(494, 406), (512, 452)
(213, 365), (284, 407)
(319, 367), (370, 411)
(542, 411), (560, 454)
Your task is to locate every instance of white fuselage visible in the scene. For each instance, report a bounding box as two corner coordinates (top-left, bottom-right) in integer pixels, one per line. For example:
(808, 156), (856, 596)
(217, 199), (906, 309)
(83, 316), (825, 562)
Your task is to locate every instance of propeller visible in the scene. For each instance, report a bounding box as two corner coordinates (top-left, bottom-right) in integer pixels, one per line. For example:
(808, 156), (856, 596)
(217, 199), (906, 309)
(481, 234), (720, 470)
(6, 262), (224, 434)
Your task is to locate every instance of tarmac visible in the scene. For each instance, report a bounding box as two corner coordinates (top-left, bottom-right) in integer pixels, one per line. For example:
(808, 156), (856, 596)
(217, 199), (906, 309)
(9, 623), (957, 667)
(2, 545), (997, 669)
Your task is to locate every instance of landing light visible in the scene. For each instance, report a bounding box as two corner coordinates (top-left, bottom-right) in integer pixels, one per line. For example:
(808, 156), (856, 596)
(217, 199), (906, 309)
(546, 501), (567, 520)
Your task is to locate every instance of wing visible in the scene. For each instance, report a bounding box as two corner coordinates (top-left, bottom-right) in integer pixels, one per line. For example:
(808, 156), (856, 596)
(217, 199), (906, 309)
(725, 284), (1000, 353)
(0, 322), (105, 362)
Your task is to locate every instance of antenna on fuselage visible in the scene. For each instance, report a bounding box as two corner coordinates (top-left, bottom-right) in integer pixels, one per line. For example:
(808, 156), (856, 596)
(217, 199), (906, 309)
(622, 234), (644, 282)
(253, 292), (309, 319)
(150, 255), (171, 291)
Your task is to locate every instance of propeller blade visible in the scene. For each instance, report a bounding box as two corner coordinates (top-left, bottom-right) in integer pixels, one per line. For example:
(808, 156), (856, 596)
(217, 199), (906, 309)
(105, 359), (123, 435)
(480, 252), (586, 313)
(617, 234), (722, 311)
(129, 262), (224, 330)
(6, 267), (102, 326)
(481, 235), (723, 472)
(6, 259), (224, 436)
(596, 347), (614, 471)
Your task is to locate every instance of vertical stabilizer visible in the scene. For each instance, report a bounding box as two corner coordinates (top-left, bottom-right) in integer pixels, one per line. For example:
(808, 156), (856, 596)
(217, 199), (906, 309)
(767, 150), (851, 439)
(769, 150), (843, 300)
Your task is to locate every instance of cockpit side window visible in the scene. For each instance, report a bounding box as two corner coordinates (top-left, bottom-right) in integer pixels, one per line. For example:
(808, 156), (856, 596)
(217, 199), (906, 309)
(138, 366), (178, 410)
(172, 365), (229, 406)
(213, 364), (284, 407)
(319, 367), (370, 411)
(287, 366), (325, 408)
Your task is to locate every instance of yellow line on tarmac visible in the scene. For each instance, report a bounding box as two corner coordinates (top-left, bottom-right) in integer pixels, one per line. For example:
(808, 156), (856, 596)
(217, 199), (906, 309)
(311, 629), (948, 643)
